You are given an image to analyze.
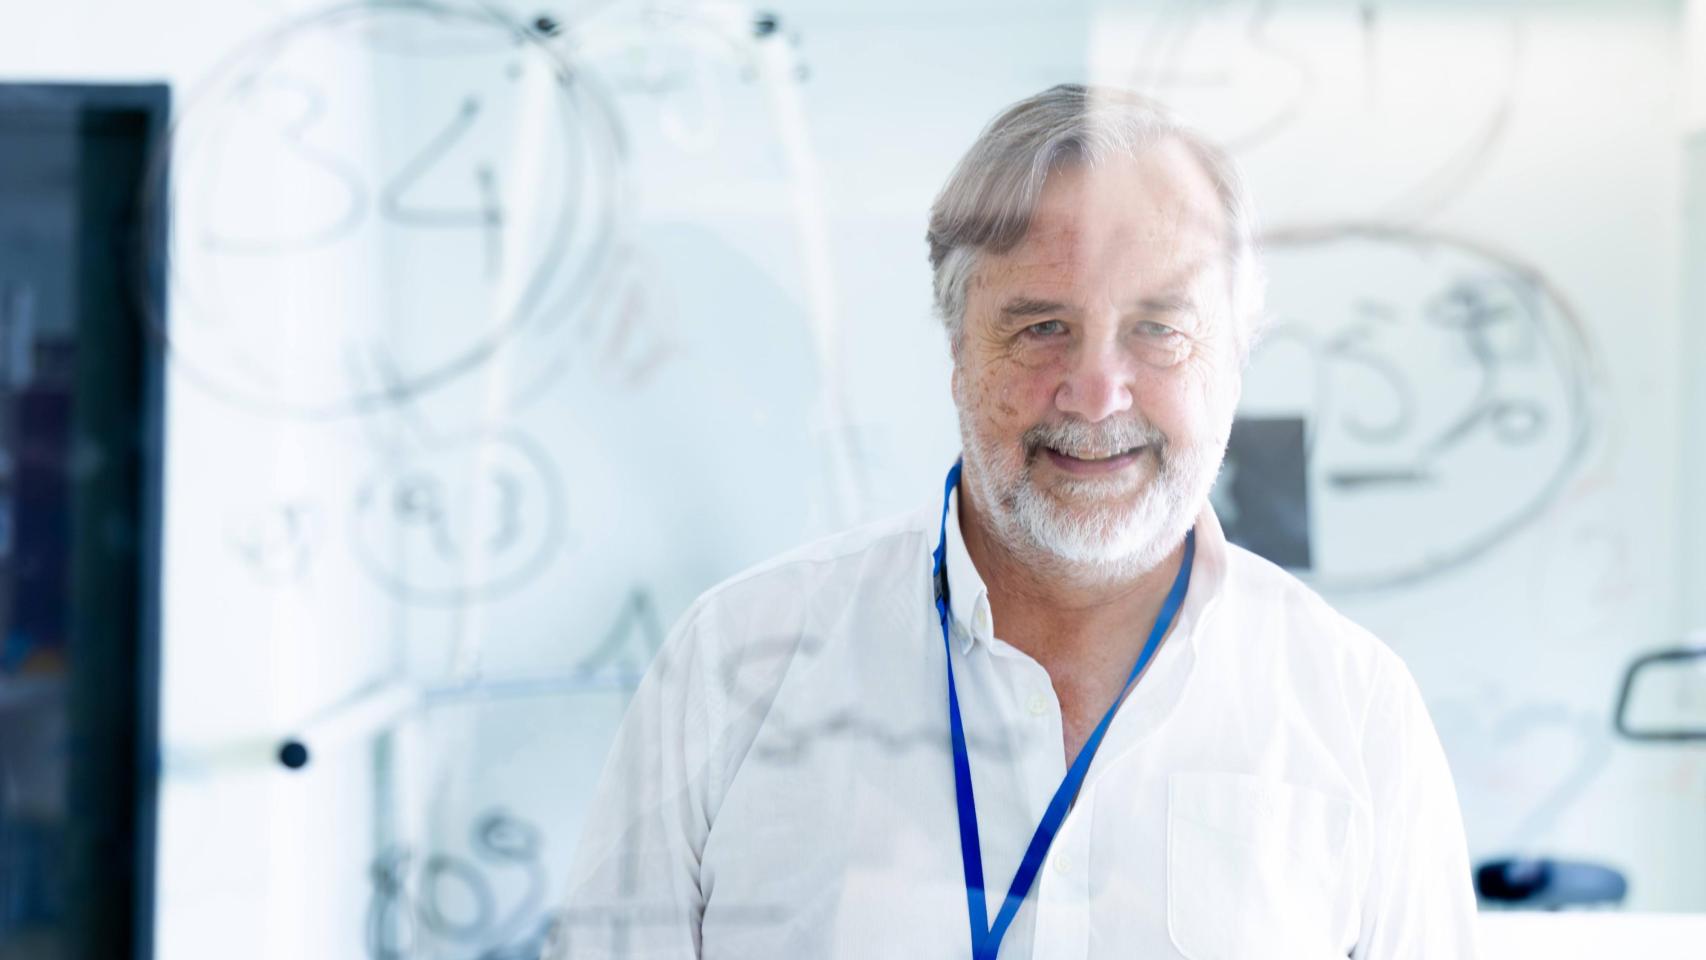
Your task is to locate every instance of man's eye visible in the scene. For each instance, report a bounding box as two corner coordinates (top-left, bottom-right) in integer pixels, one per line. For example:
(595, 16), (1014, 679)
(1136, 320), (1178, 338)
(1025, 320), (1066, 337)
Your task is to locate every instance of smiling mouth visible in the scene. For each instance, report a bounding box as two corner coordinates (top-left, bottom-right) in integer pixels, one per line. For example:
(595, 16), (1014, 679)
(1045, 446), (1143, 462)
(1040, 444), (1148, 474)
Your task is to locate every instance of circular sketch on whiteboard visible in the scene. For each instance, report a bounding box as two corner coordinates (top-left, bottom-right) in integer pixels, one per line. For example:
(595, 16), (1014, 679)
(350, 432), (565, 605)
(1109, 0), (1522, 221)
(143, 1), (625, 417)
(1240, 224), (1599, 591)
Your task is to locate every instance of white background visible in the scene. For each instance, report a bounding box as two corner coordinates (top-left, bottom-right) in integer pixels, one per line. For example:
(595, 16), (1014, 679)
(1, 0), (1703, 957)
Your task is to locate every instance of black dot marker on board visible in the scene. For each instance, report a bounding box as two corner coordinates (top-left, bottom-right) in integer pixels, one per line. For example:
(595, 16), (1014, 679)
(278, 741), (310, 770)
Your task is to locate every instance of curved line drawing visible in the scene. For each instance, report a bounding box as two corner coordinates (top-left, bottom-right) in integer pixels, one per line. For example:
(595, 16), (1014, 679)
(365, 849), (418, 960)
(363, 810), (555, 960)
(1322, 309), (1415, 444)
(134, 0), (629, 420)
(348, 430), (567, 605)
(345, 1), (533, 59)
(752, 710), (1016, 767)
(1124, 1), (1521, 218)
(475, 810), (540, 861)
(473, 811), (547, 951)
(1222, 0), (1318, 153)
(378, 94), (507, 282)
(1257, 221), (1602, 592)
(418, 853), (496, 942)
(1127, 0), (1317, 155)
(227, 498), (322, 583)
(197, 74), (370, 254)
(571, 589), (668, 680)
(1378, 18), (1524, 222)
(342, 343), (445, 450)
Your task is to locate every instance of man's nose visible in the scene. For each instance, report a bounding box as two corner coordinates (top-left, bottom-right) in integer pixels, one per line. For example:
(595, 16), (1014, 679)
(1054, 332), (1134, 423)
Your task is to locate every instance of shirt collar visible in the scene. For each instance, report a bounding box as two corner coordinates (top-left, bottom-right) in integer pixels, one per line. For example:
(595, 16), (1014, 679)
(941, 484), (1232, 656)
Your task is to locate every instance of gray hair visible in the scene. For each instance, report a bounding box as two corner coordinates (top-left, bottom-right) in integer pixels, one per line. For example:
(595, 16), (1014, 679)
(926, 84), (1267, 356)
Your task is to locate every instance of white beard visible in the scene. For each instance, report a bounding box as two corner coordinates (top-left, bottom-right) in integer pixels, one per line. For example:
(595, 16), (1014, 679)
(956, 401), (1226, 584)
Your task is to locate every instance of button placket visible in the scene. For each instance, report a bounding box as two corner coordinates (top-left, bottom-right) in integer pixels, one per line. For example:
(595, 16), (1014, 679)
(1033, 793), (1094, 960)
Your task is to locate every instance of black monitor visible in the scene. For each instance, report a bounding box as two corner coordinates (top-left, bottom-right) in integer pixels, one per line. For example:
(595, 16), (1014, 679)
(0, 82), (167, 960)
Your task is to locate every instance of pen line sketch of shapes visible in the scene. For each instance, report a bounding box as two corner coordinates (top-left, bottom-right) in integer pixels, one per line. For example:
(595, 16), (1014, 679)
(341, 343), (442, 456)
(473, 810), (547, 950)
(134, 0), (629, 420)
(364, 809), (550, 960)
(349, 430), (567, 605)
(570, 588), (667, 682)
(1322, 305), (1415, 445)
(1423, 270), (1543, 363)
(377, 95), (507, 278)
(491, 240), (629, 410)
(708, 633), (1016, 766)
(1377, 17), (1524, 223)
(1411, 274), (1550, 460)
(1258, 221), (1602, 592)
(1242, 322), (1334, 465)
(227, 498), (323, 583)
(714, 632), (825, 706)
(1246, 312), (1409, 479)
(366, 848), (419, 960)
(196, 73), (370, 254)
(1126, 1), (1519, 219)
(751, 709), (1016, 767)
(573, 13), (732, 153)
(347, 3), (532, 59)
(418, 853), (496, 942)
(576, 3), (770, 88)
(1219, 0), (1316, 153)
(1125, 0), (1316, 154)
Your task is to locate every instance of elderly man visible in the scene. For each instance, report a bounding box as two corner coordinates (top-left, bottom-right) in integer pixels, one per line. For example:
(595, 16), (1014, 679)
(555, 85), (1479, 959)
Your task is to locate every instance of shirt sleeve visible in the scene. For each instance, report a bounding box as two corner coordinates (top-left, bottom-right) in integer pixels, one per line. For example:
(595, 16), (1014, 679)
(545, 601), (723, 960)
(1352, 653), (1482, 959)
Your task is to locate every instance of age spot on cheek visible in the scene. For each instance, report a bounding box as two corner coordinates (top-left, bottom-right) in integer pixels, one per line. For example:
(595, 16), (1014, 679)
(971, 377), (1013, 416)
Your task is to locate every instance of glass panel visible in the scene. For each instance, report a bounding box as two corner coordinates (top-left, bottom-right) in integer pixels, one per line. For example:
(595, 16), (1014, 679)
(0, 2), (1702, 957)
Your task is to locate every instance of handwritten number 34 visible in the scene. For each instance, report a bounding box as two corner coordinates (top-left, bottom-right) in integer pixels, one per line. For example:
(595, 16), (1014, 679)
(210, 80), (506, 277)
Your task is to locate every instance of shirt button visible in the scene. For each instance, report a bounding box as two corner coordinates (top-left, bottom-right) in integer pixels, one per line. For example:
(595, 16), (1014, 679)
(1051, 852), (1072, 876)
(973, 606), (990, 634)
(1026, 692), (1050, 717)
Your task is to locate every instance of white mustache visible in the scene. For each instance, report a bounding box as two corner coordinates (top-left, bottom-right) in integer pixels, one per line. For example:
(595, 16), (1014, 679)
(1023, 419), (1165, 461)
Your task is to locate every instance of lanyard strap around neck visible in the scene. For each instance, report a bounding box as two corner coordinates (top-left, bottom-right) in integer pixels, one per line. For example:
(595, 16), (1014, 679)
(933, 460), (1195, 960)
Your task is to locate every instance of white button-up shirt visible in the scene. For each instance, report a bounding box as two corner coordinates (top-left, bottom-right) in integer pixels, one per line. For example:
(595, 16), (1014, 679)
(554, 489), (1480, 959)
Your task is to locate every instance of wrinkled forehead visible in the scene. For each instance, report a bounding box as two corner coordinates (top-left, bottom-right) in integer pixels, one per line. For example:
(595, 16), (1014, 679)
(1014, 139), (1230, 280)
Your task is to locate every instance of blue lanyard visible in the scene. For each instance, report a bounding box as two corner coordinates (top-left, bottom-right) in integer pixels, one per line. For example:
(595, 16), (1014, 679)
(931, 460), (1195, 960)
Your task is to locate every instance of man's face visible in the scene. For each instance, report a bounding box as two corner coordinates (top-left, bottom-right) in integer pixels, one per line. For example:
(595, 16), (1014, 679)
(952, 140), (1244, 578)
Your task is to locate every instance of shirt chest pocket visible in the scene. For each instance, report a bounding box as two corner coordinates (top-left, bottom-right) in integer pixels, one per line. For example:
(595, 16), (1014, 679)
(1166, 772), (1353, 960)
